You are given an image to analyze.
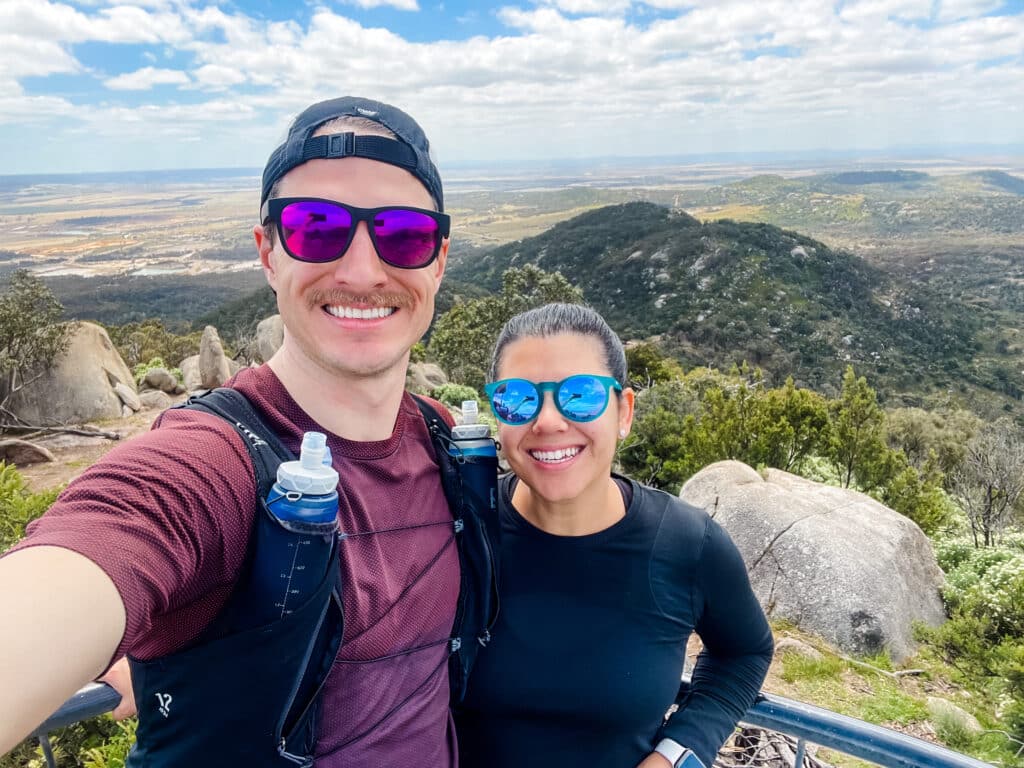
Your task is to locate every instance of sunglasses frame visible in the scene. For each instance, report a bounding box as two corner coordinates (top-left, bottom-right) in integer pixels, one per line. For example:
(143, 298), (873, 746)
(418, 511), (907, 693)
(484, 375), (623, 426)
(261, 197), (451, 269)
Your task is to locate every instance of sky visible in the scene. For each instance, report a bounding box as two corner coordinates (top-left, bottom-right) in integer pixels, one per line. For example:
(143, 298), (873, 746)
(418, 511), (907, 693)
(0, 0), (1022, 174)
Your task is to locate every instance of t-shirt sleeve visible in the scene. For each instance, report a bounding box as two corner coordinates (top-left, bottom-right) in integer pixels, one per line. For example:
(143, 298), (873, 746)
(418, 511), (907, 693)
(4, 408), (259, 662)
(661, 515), (774, 766)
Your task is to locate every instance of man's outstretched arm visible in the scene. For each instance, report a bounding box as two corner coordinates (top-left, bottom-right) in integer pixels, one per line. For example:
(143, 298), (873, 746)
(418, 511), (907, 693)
(0, 546), (126, 755)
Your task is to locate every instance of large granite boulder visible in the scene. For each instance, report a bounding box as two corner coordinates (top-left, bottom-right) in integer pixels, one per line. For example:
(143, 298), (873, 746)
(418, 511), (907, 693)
(180, 355), (202, 392)
(679, 460), (946, 662)
(406, 362), (447, 394)
(6, 322), (136, 425)
(255, 315), (284, 363)
(0, 438), (55, 466)
(140, 367), (183, 395)
(199, 326), (232, 389)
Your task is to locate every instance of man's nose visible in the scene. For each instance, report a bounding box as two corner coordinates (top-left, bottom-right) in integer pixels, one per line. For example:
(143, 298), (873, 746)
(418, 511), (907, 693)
(331, 222), (387, 287)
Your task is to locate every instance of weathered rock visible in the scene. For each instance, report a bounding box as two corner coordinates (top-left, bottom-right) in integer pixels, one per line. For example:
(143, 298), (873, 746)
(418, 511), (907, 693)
(0, 438), (55, 466)
(139, 390), (174, 410)
(141, 367), (178, 394)
(774, 637), (824, 661)
(199, 326), (232, 389)
(256, 315), (284, 363)
(406, 362), (448, 394)
(926, 697), (983, 735)
(680, 460), (946, 662)
(180, 355), (202, 392)
(114, 382), (142, 411)
(5, 322), (135, 425)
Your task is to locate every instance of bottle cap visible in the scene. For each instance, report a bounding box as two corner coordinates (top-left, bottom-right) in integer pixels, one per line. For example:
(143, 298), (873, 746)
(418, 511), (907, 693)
(277, 431), (339, 495)
(461, 400), (479, 425)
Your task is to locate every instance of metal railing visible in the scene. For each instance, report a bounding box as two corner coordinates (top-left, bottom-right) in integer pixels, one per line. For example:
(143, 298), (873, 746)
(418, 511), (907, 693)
(31, 683), (995, 768)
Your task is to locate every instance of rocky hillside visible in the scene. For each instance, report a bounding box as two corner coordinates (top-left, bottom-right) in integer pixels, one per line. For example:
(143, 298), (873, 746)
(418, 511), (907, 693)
(446, 202), (985, 401)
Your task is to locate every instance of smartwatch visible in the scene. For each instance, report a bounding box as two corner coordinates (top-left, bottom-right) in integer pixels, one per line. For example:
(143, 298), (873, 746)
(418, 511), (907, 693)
(653, 739), (706, 768)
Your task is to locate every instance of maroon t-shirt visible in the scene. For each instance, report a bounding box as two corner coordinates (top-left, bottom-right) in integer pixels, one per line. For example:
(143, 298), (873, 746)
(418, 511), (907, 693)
(10, 366), (461, 767)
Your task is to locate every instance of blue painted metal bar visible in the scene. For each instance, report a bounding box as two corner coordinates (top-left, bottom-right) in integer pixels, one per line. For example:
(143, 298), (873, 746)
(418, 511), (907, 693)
(34, 682), (121, 733)
(740, 690), (995, 768)
(34, 683), (996, 768)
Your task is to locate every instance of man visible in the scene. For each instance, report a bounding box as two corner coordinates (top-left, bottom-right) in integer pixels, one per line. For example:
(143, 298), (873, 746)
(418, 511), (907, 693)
(0, 97), (485, 766)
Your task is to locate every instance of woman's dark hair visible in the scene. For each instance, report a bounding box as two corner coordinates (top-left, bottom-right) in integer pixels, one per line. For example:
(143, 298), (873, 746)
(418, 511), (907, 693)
(488, 303), (627, 384)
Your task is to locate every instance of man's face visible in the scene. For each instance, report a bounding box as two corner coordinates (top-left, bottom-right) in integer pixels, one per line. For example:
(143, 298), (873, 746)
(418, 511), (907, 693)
(255, 155), (447, 382)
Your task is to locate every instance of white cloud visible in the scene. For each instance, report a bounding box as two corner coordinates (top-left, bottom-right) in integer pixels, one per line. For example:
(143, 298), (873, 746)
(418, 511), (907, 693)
(936, 0), (1005, 22)
(0, 33), (81, 78)
(0, 0), (1022, 172)
(192, 63), (247, 89)
(537, 0), (632, 14)
(341, 0), (420, 9)
(105, 66), (190, 90)
(0, 0), (186, 44)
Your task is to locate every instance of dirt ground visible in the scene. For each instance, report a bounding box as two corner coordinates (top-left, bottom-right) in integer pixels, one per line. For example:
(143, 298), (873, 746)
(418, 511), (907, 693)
(18, 399), (184, 492)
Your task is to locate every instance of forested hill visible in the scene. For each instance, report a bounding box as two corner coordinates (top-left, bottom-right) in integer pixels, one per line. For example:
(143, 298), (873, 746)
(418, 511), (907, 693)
(446, 201), (983, 399)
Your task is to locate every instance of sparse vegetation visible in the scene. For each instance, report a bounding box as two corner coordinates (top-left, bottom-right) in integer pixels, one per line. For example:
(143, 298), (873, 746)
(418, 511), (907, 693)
(0, 270), (72, 424)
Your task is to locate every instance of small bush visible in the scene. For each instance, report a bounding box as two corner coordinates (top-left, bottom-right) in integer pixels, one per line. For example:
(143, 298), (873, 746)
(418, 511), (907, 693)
(932, 707), (978, 751)
(429, 383), (483, 410)
(83, 718), (137, 768)
(0, 462), (61, 552)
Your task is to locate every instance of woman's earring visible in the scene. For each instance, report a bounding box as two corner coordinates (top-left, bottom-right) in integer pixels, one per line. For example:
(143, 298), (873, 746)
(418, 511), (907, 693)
(619, 429), (627, 438)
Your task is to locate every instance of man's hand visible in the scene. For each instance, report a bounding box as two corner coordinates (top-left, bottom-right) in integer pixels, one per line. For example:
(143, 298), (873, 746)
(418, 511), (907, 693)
(98, 657), (135, 720)
(637, 752), (672, 768)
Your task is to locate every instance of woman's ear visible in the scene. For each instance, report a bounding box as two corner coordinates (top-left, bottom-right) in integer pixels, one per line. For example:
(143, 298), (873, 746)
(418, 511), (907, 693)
(618, 387), (635, 439)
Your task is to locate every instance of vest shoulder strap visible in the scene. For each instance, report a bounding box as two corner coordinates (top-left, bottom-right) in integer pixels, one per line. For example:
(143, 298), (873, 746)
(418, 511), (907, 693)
(175, 388), (294, 494)
(411, 395), (460, 510)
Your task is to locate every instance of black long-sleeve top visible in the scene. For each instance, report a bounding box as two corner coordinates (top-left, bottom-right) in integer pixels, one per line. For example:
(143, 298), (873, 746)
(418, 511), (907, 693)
(456, 474), (774, 768)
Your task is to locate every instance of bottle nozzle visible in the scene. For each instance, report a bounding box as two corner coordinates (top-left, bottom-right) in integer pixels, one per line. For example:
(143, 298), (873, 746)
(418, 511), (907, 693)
(299, 431), (328, 470)
(461, 400), (479, 425)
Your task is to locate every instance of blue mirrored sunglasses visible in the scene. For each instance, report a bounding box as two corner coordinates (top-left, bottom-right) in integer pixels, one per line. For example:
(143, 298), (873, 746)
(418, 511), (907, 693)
(484, 375), (623, 426)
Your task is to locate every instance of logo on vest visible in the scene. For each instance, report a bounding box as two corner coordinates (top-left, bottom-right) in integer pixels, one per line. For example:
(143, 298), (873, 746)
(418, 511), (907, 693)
(234, 420), (267, 448)
(155, 693), (173, 718)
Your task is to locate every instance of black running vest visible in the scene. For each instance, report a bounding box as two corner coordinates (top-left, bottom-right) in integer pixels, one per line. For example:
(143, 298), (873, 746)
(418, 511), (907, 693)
(125, 389), (499, 767)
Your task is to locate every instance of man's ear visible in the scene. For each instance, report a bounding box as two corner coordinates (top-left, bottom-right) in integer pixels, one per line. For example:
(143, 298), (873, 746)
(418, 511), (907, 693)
(254, 223), (278, 290)
(431, 237), (450, 292)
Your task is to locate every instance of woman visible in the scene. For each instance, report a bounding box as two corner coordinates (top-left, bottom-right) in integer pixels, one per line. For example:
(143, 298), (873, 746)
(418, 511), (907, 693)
(456, 303), (774, 768)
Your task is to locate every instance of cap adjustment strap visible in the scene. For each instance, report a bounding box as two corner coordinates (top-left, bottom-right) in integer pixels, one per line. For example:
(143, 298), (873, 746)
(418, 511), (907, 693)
(301, 133), (418, 171)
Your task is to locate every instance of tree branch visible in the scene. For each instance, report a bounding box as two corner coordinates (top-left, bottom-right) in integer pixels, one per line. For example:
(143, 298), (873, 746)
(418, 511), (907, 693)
(0, 423), (121, 440)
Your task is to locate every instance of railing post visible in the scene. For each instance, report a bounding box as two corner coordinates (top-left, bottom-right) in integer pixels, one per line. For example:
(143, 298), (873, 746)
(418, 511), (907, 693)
(38, 732), (57, 768)
(793, 737), (807, 768)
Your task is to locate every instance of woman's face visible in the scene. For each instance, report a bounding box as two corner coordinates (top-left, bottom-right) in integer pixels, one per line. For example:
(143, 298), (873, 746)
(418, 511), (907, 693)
(493, 332), (634, 507)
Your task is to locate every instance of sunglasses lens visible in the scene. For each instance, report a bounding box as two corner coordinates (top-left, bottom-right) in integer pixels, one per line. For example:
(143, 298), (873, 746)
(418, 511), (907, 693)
(490, 379), (540, 425)
(373, 209), (441, 267)
(558, 375), (610, 421)
(279, 200), (353, 263)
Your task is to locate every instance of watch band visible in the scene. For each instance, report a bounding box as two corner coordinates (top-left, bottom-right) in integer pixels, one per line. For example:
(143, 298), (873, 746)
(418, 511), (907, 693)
(654, 738), (686, 767)
(654, 739), (705, 768)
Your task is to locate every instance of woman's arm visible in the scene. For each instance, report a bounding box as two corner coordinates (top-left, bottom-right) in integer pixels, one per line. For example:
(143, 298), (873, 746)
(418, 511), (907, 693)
(659, 517), (774, 766)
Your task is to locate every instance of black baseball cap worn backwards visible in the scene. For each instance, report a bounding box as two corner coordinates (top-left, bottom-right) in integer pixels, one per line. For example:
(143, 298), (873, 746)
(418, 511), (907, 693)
(260, 96), (444, 213)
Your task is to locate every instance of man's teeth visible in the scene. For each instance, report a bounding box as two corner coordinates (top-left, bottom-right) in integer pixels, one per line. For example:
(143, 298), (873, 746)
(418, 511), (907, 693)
(530, 447), (581, 463)
(326, 306), (395, 319)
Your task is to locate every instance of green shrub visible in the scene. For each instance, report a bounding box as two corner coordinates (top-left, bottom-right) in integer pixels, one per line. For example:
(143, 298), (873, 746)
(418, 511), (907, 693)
(429, 383), (483, 410)
(83, 718), (136, 768)
(932, 707), (979, 751)
(0, 716), (128, 768)
(0, 462), (61, 552)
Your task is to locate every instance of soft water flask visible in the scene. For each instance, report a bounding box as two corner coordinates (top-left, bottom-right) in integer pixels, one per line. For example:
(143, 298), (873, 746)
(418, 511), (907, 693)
(451, 400), (498, 512)
(245, 431), (339, 625)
